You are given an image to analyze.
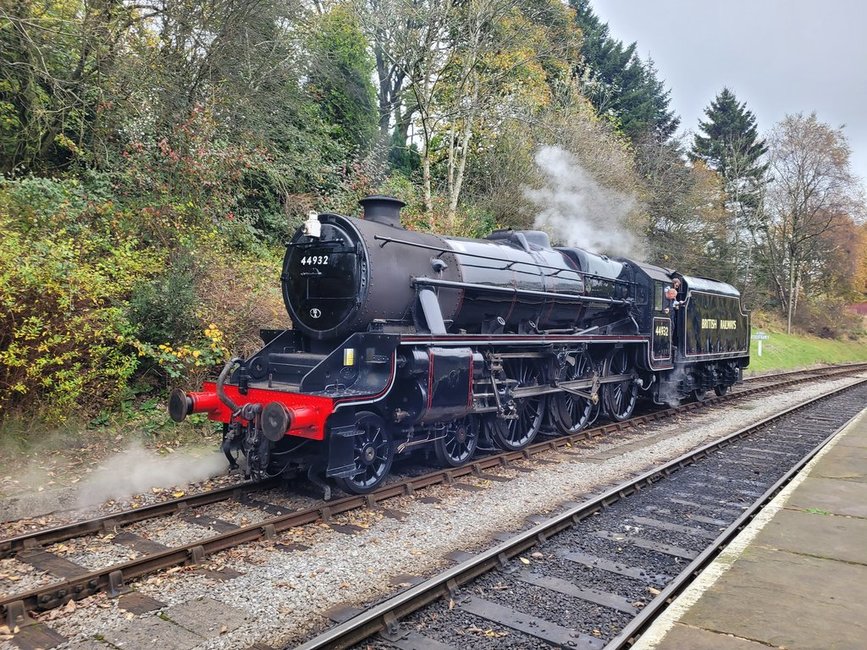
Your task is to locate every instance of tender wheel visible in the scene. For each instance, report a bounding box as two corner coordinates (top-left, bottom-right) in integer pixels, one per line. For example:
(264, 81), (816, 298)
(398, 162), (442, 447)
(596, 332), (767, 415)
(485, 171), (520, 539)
(334, 411), (394, 494)
(551, 351), (595, 435)
(714, 384), (729, 397)
(434, 415), (479, 467)
(490, 359), (545, 451)
(602, 348), (637, 421)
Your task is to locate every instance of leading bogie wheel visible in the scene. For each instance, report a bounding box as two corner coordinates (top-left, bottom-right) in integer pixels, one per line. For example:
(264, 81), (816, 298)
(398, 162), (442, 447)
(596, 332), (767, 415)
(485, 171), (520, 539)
(602, 348), (638, 422)
(490, 358), (545, 451)
(334, 411), (394, 494)
(551, 350), (595, 435)
(434, 415), (479, 467)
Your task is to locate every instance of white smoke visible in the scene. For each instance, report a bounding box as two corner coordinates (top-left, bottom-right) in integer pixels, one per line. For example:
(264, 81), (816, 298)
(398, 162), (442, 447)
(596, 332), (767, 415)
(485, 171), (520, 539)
(524, 146), (642, 258)
(76, 443), (227, 508)
(658, 364), (689, 407)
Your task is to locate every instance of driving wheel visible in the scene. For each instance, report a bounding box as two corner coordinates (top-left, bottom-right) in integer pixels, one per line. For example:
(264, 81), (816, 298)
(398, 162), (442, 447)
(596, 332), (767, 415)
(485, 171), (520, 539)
(434, 415), (479, 467)
(334, 411), (394, 494)
(490, 358), (545, 451)
(551, 351), (595, 435)
(602, 348), (638, 421)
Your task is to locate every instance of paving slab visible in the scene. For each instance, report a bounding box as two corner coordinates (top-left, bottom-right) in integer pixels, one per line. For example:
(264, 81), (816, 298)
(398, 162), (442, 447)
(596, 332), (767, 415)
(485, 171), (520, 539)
(753, 507), (867, 564)
(0, 489), (80, 523)
(680, 545), (867, 649)
(808, 446), (867, 483)
(836, 411), (867, 449)
(118, 591), (166, 615)
(656, 624), (768, 649)
(784, 476), (867, 518)
(835, 431), (867, 449)
(163, 596), (248, 638)
(101, 615), (203, 650)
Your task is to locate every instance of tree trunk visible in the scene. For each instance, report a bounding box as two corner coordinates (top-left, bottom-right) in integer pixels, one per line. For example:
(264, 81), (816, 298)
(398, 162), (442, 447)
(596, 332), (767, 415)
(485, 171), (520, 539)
(422, 155), (432, 214)
(374, 41), (394, 137)
(786, 258), (796, 334)
(447, 122), (455, 208)
(447, 112), (474, 226)
(792, 270), (802, 327)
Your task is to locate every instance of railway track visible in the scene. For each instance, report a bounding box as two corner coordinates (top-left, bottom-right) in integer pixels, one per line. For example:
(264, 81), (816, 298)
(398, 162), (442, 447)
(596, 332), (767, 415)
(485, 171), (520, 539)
(294, 378), (867, 649)
(1, 363), (865, 627)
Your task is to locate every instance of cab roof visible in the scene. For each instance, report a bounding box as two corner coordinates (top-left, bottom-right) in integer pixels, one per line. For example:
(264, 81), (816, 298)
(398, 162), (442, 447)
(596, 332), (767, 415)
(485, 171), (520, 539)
(627, 260), (741, 297)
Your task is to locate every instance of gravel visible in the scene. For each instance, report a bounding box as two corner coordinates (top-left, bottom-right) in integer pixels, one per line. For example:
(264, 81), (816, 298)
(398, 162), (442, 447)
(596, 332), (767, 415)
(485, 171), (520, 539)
(122, 516), (210, 548)
(0, 557), (54, 593)
(1, 373), (863, 650)
(49, 536), (140, 571)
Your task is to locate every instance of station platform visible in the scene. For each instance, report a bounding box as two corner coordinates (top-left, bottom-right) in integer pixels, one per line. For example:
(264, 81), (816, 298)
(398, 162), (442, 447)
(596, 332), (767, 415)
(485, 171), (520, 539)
(635, 407), (867, 650)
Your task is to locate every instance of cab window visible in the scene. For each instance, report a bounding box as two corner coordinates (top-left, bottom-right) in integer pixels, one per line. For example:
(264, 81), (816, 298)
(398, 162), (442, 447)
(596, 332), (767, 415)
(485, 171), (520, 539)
(654, 282), (664, 312)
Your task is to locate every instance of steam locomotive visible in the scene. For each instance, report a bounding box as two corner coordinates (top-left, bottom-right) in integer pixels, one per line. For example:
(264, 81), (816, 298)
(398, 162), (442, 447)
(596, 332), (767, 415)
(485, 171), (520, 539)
(169, 196), (749, 496)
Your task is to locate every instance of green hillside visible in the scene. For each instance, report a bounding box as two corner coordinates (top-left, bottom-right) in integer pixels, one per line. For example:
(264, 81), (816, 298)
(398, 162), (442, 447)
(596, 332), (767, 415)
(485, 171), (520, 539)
(747, 327), (867, 374)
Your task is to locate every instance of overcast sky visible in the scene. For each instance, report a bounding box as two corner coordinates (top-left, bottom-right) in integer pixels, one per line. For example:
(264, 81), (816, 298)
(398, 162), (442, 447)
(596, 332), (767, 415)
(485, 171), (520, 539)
(591, 0), (867, 191)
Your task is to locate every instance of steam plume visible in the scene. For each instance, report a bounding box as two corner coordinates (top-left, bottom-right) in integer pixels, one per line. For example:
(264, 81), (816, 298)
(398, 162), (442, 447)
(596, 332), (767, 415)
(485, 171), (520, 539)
(76, 443), (226, 508)
(524, 146), (642, 258)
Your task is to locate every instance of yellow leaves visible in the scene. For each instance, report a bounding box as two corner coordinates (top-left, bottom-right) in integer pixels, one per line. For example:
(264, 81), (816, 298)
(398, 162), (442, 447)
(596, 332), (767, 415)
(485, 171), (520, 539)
(55, 133), (81, 155)
(0, 622), (19, 639)
(467, 625), (508, 638)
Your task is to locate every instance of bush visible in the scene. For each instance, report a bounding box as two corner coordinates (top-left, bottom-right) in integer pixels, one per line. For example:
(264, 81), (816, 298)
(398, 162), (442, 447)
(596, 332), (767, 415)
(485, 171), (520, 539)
(128, 250), (200, 346)
(0, 177), (160, 419)
(796, 298), (864, 339)
(126, 233), (287, 386)
(401, 194), (499, 238)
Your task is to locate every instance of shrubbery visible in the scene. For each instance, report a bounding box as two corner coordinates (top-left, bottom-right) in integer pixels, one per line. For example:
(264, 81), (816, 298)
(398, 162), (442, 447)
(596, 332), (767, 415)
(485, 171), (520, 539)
(0, 177), (157, 419)
(0, 154), (287, 421)
(796, 298), (865, 340)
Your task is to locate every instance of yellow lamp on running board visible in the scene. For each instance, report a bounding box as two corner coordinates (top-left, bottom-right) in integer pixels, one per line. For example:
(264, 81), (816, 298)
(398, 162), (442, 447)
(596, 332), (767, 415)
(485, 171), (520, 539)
(343, 348), (356, 366)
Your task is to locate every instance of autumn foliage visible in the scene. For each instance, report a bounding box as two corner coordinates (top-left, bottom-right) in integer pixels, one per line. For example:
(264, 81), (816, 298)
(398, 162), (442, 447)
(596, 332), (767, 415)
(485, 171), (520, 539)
(0, 0), (865, 423)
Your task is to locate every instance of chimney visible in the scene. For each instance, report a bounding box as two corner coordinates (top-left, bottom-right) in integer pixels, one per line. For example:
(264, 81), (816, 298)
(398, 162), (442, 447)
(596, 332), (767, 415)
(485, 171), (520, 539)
(359, 195), (406, 228)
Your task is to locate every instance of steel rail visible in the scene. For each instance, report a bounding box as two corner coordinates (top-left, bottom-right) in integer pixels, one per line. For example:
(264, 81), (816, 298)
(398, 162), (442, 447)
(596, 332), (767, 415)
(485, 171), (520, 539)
(741, 361), (867, 383)
(292, 378), (867, 650)
(0, 364), (864, 620)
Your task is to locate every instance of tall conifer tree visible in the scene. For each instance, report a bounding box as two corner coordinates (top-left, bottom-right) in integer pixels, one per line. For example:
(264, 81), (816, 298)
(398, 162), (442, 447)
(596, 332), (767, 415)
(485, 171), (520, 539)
(692, 88), (768, 288)
(692, 88), (767, 181)
(571, 0), (679, 143)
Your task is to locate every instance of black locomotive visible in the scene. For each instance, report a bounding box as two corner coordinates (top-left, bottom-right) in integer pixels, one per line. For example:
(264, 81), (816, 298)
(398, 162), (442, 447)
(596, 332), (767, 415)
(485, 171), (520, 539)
(169, 196), (749, 495)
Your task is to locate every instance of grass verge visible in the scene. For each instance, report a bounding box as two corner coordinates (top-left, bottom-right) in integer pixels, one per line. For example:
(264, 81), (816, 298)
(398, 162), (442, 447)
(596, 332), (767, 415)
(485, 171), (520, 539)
(747, 328), (867, 374)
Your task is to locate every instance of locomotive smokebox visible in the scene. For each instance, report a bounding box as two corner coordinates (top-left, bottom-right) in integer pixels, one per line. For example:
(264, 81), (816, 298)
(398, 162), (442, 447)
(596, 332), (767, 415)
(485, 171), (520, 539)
(359, 195), (405, 228)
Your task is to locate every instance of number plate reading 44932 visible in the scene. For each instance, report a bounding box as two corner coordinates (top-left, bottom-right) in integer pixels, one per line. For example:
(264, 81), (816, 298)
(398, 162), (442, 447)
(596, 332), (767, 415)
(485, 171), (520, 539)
(300, 255), (330, 266)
